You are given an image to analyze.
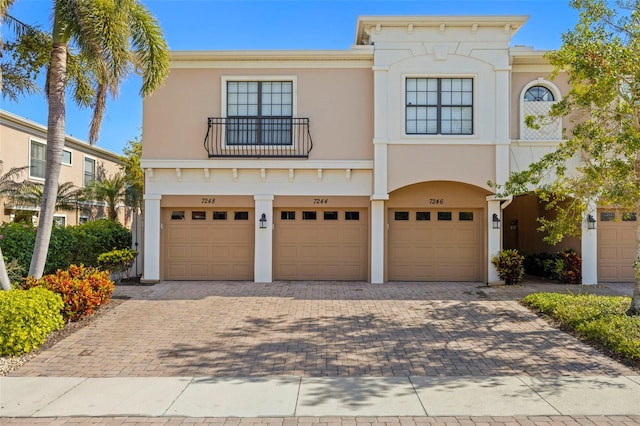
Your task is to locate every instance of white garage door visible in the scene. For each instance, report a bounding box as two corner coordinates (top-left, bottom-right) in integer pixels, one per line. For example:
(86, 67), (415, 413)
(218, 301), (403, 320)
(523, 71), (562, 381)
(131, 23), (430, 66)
(274, 208), (368, 281)
(598, 210), (635, 282)
(163, 208), (254, 280)
(388, 209), (483, 281)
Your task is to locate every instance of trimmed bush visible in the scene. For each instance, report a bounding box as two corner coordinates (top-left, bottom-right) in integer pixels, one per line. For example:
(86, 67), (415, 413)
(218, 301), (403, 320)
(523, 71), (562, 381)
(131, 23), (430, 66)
(522, 292), (640, 362)
(23, 265), (115, 322)
(491, 249), (525, 285)
(97, 248), (138, 283)
(0, 219), (132, 279)
(75, 219), (131, 264)
(0, 287), (64, 356)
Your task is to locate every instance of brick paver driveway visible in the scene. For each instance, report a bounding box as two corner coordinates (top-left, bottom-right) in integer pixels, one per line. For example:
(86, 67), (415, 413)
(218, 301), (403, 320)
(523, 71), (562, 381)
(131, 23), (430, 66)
(12, 281), (637, 377)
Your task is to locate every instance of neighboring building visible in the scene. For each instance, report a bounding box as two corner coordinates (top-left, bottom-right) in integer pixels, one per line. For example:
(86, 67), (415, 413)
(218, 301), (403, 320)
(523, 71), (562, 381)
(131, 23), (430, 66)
(0, 109), (129, 227)
(140, 15), (633, 284)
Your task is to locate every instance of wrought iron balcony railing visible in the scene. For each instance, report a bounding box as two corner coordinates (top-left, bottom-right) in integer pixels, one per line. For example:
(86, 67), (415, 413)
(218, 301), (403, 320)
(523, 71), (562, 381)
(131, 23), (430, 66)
(204, 117), (313, 158)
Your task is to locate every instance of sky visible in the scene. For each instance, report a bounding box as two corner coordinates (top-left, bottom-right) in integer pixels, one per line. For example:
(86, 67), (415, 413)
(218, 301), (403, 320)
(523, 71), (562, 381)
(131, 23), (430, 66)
(1, 0), (579, 155)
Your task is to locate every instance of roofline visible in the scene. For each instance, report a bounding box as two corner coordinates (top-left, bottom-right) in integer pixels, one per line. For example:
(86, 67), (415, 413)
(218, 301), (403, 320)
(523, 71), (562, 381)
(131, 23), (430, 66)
(169, 48), (374, 63)
(0, 109), (124, 163)
(355, 15), (530, 45)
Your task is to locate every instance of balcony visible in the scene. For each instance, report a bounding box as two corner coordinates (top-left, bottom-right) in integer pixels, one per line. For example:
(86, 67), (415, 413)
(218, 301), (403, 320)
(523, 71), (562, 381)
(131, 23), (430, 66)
(204, 117), (313, 158)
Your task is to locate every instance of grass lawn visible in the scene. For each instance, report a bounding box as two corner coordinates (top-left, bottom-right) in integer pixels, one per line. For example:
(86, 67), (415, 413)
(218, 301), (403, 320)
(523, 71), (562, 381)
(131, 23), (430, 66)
(522, 292), (640, 367)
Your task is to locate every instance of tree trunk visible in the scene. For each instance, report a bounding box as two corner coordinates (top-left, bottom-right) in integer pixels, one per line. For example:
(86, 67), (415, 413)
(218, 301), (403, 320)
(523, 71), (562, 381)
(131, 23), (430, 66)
(28, 42), (67, 278)
(0, 246), (11, 290)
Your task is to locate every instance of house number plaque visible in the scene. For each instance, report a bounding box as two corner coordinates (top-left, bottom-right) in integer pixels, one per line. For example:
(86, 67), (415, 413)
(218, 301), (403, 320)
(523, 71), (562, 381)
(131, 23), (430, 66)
(428, 198), (445, 205)
(201, 198), (216, 204)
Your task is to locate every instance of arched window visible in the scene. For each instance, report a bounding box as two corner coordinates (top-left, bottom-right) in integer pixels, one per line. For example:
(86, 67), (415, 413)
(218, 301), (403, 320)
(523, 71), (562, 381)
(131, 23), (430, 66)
(520, 80), (562, 141)
(524, 86), (555, 102)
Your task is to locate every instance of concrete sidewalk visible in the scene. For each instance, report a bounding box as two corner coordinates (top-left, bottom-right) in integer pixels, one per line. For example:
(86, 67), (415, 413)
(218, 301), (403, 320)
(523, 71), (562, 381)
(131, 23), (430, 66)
(3, 375), (640, 418)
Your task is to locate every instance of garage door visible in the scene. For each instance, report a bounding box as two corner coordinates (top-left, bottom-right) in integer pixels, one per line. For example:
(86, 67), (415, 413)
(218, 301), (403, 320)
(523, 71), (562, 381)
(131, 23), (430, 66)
(388, 209), (483, 281)
(274, 208), (368, 280)
(163, 208), (254, 280)
(598, 210), (635, 282)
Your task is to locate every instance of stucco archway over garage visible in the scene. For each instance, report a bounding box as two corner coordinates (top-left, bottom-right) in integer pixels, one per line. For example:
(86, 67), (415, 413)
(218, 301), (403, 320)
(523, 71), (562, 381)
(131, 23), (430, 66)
(386, 181), (490, 282)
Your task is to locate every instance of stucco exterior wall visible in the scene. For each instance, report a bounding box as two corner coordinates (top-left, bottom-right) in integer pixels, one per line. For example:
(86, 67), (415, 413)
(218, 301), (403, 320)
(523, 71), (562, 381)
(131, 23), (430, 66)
(143, 67), (374, 161)
(387, 145), (495, 192)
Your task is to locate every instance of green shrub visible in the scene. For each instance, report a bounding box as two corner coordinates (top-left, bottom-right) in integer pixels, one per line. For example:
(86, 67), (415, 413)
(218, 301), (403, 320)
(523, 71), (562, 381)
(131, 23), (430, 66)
(0, 219), (132, 278)
(523, 251), (582, 284)
(97, 248), (138, 283)
(23, 265), (115, 322)
(0, 222), (36, 277)
(522, 292), (640, 362)
(75, 219), (131, 262)
(0, 287), (64, 356)
(491, 249), (525, 285)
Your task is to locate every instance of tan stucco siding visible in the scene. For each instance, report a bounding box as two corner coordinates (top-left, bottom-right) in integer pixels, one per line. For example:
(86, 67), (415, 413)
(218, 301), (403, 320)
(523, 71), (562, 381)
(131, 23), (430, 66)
(387, 145), (496, 192)
(510, 71), (571, 140)
(143, 68), (374, 161)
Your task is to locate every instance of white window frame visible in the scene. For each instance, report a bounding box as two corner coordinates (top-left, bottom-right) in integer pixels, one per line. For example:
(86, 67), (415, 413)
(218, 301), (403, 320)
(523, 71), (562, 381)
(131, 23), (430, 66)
(53, 214), (67, 227)
(221, 75), (298, 150)
(29, 139), (47, 180)
(83, 155), (97, 187)
(519, 78), (563, 141)
(62, 149), (73, 166)
(79, 215), (89, 224)
(403, 75), (477, 138)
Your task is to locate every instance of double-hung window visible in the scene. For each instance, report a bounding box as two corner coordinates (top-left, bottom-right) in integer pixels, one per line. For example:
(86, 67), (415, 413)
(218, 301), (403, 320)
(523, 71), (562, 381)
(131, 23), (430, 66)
(84, 157), (96, 187)
(405, 77), (473, 135)
(30, 140), (46, 179)
(227, 81), (293, 145)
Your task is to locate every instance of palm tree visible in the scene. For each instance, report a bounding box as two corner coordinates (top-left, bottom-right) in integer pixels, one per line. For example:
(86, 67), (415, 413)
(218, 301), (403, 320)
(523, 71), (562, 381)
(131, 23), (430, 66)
(10, 181), (87, 213)
(3, 1), (169, 278)
(87, 174), (127, 221)
(0, 161), (27, 290)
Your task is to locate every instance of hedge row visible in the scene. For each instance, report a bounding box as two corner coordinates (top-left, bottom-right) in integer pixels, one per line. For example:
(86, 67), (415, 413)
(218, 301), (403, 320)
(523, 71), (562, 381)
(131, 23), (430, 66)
(0, 219), (131, 278)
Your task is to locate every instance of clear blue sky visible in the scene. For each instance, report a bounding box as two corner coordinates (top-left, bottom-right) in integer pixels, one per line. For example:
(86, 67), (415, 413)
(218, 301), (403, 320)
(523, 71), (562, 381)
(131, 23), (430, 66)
(2, 0), (578, 155)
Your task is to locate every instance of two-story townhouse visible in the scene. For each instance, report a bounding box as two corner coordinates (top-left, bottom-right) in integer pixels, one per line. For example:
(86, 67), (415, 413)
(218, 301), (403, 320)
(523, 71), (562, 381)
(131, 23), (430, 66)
(140, 15), (632, 284)
(0, 110), (129, 227)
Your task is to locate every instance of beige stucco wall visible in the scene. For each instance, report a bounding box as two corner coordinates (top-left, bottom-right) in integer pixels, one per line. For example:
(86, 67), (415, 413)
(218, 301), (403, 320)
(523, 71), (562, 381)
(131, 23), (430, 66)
(510, 71), (571, 140)
(387, 145), (496, 192)
(143, 67), (374, 161)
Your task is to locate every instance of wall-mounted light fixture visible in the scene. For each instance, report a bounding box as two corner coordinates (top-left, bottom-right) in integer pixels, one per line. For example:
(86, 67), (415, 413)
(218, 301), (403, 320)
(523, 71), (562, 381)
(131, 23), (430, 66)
(587, 214), (596, 230)
(259, 213), (267, 229)
(492, 213), (501, 229)
(510, 219), (518, 231)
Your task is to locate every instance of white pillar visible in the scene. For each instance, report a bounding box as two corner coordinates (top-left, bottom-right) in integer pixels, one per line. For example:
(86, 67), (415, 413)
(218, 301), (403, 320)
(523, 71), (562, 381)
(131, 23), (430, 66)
(142, 194), (161, 283)
(487, 197), (502, 284)
(371, 65), (390, 283)
(371, 199), (386, 284)
(581, 203), (598, 285)
(495, 66), (512, 187)
(254, 194), (274, 283)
